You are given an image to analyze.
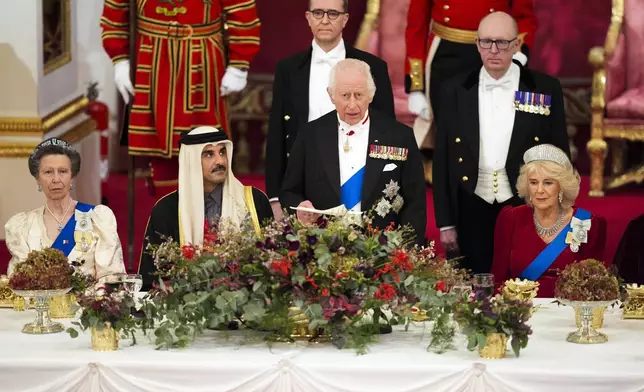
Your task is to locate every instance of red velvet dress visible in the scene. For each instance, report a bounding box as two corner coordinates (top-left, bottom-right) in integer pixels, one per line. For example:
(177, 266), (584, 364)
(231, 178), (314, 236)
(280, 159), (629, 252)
(491, 205), (607, 298)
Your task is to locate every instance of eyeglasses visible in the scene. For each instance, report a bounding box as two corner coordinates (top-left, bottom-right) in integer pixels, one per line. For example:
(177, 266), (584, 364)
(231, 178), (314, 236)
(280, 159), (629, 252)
(309, 9), (346, 21)
(477, 38), (517, 50)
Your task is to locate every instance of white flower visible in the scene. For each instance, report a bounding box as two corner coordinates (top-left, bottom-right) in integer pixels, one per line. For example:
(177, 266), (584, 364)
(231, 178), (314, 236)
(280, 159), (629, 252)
(391, 195), (404, 213)
(375, 198), (392, 217)
(382, 180), (400, 199)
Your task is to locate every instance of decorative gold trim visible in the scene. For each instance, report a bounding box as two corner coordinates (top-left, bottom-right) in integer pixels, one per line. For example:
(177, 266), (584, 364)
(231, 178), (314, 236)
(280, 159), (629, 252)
(606, 164), (644, 189)
(59, 117), (97, 144)
(0, 95), (89, 135)
(604, 126), (644, 141)
(431, 22), (478, 44)
(586, 0), (626, 197)
(0, 116), (96, 158)
(408, 59), (424, 91)
(43, 0), (72, 75)
(605, 0), (624, 57)
(0, 143), (39, 158)
(354, 0), (380, 51)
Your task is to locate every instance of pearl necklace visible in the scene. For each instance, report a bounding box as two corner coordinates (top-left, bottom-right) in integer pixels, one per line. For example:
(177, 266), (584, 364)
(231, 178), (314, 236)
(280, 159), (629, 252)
(45, 199), (74, 231)
(533, 209), (565, 238)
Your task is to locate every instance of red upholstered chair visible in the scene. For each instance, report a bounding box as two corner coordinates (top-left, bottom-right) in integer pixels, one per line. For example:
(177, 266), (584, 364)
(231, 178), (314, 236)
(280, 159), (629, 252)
(587, 0), (644, 196)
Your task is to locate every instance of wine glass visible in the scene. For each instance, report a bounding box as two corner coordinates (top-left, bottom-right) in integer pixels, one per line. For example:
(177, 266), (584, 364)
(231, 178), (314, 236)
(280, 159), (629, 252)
(122, 274), (143, 294)
(473, 273), (495, 300)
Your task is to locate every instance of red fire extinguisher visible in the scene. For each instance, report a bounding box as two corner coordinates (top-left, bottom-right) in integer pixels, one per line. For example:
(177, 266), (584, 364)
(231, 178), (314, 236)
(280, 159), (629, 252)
(86, 82), (110, 205)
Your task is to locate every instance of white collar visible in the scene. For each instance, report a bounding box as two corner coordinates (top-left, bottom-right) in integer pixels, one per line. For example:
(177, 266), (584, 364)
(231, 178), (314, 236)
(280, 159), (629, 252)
(479, 62), (519, 86)
(312, 38), (346, 61)
(337, 110), (370, 133)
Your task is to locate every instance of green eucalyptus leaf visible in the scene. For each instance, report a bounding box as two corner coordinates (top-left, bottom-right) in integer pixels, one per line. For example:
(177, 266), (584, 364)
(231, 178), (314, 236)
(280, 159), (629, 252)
(252, 281), (263, 292)
(476, 332), (488, 349)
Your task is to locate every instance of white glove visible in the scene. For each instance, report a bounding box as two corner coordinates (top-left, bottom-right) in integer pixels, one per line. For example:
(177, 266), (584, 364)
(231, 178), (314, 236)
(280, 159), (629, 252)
(408, 91), (430, 120)
(220, 66), (248, 96)
(114, 60), (134, 104)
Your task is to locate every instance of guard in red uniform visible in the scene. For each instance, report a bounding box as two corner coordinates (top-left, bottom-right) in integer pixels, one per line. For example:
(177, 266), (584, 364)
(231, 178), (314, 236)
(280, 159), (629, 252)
(100, 0), (261, 193)
(404, 0), (537, 183)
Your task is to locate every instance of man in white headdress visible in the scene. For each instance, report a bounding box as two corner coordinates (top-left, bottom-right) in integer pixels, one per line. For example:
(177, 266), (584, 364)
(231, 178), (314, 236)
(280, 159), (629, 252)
(139, 126), (273, 290)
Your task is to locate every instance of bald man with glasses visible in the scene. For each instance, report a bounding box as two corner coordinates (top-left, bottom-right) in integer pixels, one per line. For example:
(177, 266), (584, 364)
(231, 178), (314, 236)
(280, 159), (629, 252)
(265, 0), (395, 221)
(432, 12), (570, 275)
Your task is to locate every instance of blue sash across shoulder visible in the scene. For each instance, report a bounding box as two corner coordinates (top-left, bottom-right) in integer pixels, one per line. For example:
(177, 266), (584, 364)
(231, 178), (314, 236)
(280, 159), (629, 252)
(519, 208), (592, 281)
(51, 202), (95, 257)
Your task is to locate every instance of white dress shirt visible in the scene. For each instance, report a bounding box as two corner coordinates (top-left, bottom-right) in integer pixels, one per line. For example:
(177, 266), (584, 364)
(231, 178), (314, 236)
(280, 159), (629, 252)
(338, 111), (370, 212)
(474, 62), (520, 204)
(308, 39), (346, 122)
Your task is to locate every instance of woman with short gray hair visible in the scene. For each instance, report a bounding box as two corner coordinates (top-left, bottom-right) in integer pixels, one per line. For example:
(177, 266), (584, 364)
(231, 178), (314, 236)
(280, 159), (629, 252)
(5, 138), (126, 284)
(490, 144), (607, 297)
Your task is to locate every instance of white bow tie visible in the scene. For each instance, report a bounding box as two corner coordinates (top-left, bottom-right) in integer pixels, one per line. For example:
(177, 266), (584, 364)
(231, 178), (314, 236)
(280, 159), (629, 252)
(315, 54), (340, 65)
(484, 78), (513, 91)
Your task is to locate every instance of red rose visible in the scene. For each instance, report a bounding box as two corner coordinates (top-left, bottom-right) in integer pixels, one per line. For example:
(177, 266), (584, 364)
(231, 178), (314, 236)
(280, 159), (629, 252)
(374, 283), (397, 301)
(182, 245), (196, 259)
(436, 280), (446, 292)
(321, 288), (330, 297)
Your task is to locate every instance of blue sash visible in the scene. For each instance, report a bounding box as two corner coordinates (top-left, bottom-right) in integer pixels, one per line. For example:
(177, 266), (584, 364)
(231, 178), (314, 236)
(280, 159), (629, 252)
(519, 208), (592, 281)
(50, 202), (95, 257)
(341, 166), (365, 210)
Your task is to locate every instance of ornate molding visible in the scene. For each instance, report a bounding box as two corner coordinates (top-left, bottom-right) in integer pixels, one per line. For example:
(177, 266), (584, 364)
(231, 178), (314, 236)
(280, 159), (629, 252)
(0, 95), (89, 135)
(59, 117), (97, 145)
(0, 116), (96, 158)
(604, 125), (644, 141)
(354, 0), (381, 51)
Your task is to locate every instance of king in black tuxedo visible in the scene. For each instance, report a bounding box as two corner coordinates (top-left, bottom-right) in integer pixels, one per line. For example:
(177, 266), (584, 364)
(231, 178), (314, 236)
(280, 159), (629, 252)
(433, 12), (570, 273)
(265, 4), (395, 208)
(280, 59), (425, 245)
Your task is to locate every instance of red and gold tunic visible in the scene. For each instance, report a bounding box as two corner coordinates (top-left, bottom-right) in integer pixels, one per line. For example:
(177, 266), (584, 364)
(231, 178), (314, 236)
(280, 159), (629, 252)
(101, 0), (261, 158)
(404, 0), (536, 92)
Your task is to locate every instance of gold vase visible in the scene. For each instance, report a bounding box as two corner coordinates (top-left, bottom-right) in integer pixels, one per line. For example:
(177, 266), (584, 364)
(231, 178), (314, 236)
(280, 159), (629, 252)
(91, 322), (119, 351)
(49, 293), (76, 318)
(12, 296), (26, 311)
(623, 284), (644, 319)
(478, 333), (508, 359)
(575, 306), (605, 329)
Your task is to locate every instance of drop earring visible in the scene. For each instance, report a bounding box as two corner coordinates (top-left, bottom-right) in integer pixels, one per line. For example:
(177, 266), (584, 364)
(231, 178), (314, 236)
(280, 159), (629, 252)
(70, 183), (74, 190)
(37, 184), (42, 192)
(558, 191), (563, 204)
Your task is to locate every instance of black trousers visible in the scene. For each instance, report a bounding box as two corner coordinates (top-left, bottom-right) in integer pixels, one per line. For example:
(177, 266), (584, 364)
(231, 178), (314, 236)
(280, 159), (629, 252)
(430, 41), (481, 127)
(456, 190), (518, 274)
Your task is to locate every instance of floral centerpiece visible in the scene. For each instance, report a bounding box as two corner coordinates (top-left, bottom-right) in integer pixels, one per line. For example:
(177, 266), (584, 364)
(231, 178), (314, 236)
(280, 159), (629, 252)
(67, 285), (144, 351)
(453, 294), (533, 359)
(144, 208), (467, 353)
(554, 259), (620, 343)
(9, 248), (73, 290)
(8, 248), (78, 334)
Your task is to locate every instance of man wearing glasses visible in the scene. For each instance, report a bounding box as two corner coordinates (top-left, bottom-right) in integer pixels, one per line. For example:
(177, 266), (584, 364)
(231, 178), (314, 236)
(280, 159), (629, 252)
(432, 12), (569, 275)
(404, 0), (536, 185)
(265, 0), (395, 221)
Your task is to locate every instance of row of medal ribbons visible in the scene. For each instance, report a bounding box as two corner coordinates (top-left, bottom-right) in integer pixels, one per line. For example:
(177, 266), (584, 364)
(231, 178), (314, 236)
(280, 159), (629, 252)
(514, 91), (551, 116)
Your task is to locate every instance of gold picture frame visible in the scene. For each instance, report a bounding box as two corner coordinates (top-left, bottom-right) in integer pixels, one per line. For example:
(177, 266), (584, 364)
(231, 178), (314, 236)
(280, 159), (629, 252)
(43, 0), (72, 75)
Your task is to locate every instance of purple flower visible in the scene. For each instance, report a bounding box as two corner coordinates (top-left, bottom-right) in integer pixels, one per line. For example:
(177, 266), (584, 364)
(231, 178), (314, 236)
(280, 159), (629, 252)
(288, 241), (300, 251)
(378, 233), (387, 245)
(255, 241), (265, 250)
(317, 217), (328, 229)
(307, 235), (317, 245)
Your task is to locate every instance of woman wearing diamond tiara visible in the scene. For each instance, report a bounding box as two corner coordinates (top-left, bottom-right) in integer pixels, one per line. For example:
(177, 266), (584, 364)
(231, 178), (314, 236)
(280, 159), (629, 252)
(490, 144), (607, 297)
(4, 138), (126, 284)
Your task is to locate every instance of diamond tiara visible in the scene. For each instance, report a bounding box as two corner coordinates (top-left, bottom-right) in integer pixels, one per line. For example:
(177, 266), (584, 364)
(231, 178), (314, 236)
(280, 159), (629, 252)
(523, 144), (571, 169)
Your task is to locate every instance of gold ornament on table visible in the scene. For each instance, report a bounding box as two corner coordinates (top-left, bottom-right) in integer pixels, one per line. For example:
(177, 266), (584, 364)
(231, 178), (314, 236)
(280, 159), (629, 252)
(575, 306), (606, 329)
(554, 259), (620, 344)
(91, 321), (119, 351)
(49, 293), (77, 318)
(11, 288), (72, 334)
(478, 332), (509, 360)
(502, 278), (540, 302)
(623, 284), (644, 319)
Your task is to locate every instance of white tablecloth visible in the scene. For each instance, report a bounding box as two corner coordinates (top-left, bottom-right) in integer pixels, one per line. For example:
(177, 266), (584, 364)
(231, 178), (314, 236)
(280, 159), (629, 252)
(0, 299), (642, 392)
